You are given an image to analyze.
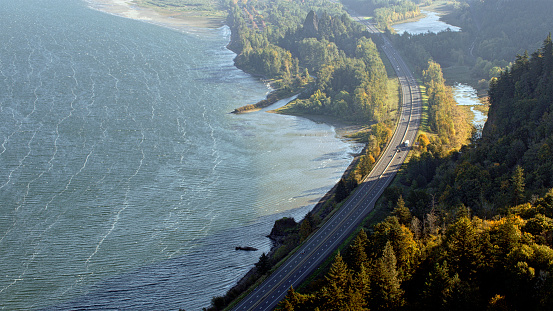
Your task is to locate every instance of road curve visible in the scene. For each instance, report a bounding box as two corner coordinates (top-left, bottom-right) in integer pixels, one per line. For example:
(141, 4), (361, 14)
(232, 15), (422, 311)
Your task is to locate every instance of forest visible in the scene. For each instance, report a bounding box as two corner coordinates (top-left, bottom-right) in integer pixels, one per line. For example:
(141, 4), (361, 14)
(277, 34), (553, 311)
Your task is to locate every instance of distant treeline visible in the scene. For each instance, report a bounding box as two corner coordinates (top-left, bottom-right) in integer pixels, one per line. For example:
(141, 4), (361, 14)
(390, 0), (553, 83)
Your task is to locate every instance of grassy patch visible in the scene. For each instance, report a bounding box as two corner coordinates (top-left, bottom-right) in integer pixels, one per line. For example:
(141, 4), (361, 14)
(418, 83), (431, 134)
(345, 127), (372, 142)
(387, 77), (400, 117)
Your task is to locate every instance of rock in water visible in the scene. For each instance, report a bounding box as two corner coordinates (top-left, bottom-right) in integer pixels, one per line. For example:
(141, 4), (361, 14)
(235, 246), (258, 251)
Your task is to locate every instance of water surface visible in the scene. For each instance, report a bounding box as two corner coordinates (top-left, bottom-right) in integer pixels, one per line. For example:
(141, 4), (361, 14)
(0, 0), (358, 309)
(453, 83), (487, 132)
(393, 10), (461, 35)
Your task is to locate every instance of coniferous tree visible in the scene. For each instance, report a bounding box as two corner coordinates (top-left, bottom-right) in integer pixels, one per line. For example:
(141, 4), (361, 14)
(277, 286), (310, 311)
(353, 262), (371, 308)
(255, 252), (271, 275)
(370, 241), (404, 310)
(392, 196), (412, 226)
(299, 215), (313, 242)
(511, 165), (526, 206)
(335, 178), (349, 202)
(445, 217), (482, 281)
(421, 261), (460, 309)
(348, 229), (368, 272)
(318, 252), (355, 310)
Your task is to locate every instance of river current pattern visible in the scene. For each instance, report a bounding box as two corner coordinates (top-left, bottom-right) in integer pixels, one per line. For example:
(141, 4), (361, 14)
(0, 0), (359, 309)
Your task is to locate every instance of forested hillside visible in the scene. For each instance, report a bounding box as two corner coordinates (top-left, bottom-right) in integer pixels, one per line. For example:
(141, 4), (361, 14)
(467, 0), (553, 63)
(277, 35), (553, 311)
(391, 0), (553, 82)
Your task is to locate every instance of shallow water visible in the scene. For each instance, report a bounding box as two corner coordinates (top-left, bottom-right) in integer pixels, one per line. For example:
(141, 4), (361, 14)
(0, 0), (359, 309)
(393, 10), (461, 35)
(452, 83), (487, 130)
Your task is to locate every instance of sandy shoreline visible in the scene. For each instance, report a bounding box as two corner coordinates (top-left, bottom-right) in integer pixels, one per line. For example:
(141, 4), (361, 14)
(85, 0), (225, 31)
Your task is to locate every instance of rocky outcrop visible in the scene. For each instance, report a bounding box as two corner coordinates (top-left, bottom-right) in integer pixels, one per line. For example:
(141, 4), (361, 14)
(267, 217), (297, 240)
(302, 10), (319, 38)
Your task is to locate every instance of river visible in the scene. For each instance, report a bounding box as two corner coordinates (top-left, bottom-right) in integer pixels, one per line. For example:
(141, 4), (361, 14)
(0, 0), (360, 309)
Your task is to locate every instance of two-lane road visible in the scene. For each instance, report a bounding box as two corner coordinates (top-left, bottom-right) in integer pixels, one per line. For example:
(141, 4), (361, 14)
(232, 16), (422, 311)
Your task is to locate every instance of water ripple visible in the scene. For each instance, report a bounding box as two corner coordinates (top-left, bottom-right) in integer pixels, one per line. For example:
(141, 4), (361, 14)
(0, 1), (358, 310)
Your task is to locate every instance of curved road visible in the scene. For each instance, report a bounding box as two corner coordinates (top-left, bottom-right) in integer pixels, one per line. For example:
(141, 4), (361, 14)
(232, 16), (422, 311)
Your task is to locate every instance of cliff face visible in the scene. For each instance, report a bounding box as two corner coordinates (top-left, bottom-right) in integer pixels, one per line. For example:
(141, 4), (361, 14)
(302, 10), (319, 38)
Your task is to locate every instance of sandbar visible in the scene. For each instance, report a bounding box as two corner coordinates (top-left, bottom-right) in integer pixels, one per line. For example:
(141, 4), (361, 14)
(85, 0), (226, 31)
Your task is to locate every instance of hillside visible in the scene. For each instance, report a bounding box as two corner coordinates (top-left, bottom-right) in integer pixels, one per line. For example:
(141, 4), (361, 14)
(277, 34), (553, 311)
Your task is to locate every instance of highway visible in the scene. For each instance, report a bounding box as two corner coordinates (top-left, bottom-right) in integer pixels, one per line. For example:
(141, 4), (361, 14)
(232, 15), (422, 311)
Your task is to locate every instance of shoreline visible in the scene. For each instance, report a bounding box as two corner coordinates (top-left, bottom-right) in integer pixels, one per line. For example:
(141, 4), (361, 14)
(85, 0), (366, 139)
(85, 2), (367, 308)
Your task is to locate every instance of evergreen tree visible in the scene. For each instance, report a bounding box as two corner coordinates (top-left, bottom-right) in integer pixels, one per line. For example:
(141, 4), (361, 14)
(348, 229), (368, 272)
(299, 214), (313, 242)
(392, 195), (412, 225)
(276, 286), (309, 311)
(445, 217), (482, 281)
(255, 252), (271, 275)
(421, 261), (460, 309)
(370, 241), (404, 310)
(335, 178), (349, 202)
(353, 262), (371, 307)
(320, 252), (356, 310)
(511, 165), (526, 206)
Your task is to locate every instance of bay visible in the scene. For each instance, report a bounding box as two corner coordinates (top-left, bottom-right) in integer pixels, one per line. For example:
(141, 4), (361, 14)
(0, 0), (359, 309)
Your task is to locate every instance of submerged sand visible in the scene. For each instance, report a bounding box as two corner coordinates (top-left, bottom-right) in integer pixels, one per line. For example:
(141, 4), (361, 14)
(85, 0), (225, 31)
